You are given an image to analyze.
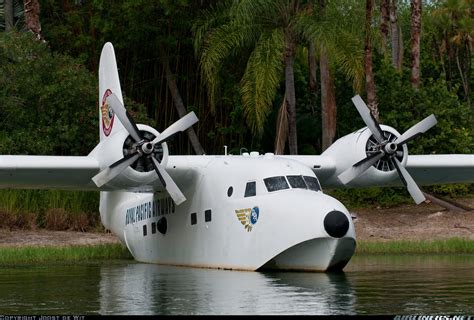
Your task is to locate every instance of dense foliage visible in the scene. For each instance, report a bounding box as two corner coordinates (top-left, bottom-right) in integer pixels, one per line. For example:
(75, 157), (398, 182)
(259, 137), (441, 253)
(0, 0), (472, 208)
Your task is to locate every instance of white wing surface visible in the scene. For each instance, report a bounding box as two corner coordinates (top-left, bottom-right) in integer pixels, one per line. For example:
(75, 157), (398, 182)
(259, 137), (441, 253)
(0, 156), (101, 191)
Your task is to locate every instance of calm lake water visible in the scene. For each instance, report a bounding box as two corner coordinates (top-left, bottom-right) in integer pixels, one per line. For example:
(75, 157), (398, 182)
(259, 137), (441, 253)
(1, 255), (474, 315)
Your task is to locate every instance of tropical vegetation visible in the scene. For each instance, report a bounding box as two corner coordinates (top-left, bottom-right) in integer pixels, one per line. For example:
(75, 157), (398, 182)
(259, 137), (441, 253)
(0, 0), (472, 225)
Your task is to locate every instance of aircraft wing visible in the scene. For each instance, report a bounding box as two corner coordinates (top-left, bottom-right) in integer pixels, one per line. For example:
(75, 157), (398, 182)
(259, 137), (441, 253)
(405, 155), (474, 185)
(0, 155), (102, 191)
(283, 154), (474, 189)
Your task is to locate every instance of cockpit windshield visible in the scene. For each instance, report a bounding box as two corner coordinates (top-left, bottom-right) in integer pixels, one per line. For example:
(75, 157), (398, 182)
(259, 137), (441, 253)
(263, 176), (290, 192)
(303, 176), (322, 192)
(287, 175), (307, 189)
(263, 175), (322, 193)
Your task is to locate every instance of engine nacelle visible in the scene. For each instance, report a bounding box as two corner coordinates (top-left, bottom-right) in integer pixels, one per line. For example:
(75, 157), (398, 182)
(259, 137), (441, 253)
(322, 125), (408, 188)
(90, 124), (169, 191)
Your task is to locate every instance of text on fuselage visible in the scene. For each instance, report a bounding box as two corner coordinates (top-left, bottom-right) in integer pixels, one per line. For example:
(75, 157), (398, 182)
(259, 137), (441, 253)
(125, 197), (174, 225)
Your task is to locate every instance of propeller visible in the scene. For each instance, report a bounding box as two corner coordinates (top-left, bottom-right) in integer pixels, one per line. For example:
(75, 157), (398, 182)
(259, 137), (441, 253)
(92, 92), (198, 205)
(338, 95), (437, 204)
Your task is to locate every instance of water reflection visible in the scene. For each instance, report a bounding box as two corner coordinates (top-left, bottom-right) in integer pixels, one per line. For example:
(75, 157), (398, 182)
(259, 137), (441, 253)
(1, 255), (473, 315)
(98, 264), (355, 315)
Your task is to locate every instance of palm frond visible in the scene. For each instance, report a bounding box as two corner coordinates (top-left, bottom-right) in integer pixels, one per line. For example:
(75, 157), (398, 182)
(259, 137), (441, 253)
(240, 28), (285, 135)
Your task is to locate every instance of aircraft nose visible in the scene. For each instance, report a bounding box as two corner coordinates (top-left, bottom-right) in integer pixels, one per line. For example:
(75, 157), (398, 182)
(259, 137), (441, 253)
(323, 210), (349, 238)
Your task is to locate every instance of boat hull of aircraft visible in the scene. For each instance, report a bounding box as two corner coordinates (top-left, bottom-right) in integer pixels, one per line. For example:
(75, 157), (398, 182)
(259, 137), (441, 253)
(102, 155), (357, 272)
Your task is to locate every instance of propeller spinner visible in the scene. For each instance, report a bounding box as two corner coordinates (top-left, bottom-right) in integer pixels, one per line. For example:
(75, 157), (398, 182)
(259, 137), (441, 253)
(338, 95), (437, 204)
(92, 92), (198, 205)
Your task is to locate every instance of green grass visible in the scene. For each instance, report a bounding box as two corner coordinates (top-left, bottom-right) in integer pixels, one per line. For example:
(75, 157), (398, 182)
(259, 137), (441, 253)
(0, 243), (133, 265)
(356, 238), (474, 255)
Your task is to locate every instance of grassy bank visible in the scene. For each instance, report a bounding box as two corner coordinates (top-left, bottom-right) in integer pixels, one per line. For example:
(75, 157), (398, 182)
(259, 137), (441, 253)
(0, 243), (133, 265)
(356, 238), (474, 255)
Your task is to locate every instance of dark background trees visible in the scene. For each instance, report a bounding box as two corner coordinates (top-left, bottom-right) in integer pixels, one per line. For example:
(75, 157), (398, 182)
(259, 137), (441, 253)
(0, 0), (472, 203)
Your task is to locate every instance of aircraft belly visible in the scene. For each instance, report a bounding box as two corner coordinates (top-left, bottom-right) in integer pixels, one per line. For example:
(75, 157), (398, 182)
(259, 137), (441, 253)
(120, 194), (357, 272)
(260, 237), (356, 272)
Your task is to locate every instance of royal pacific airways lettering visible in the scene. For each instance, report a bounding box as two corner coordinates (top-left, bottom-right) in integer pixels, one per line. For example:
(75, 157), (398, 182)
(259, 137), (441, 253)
(125, 197), (175, 225)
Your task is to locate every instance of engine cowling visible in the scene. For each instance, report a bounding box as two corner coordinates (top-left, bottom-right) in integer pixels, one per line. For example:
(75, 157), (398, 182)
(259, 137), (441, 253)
(91, 124), (169, 191)
(321, 124), (408, 188)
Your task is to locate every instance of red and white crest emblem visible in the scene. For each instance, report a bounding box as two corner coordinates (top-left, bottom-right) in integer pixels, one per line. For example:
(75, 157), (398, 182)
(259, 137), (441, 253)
(101, 89), (115, 136)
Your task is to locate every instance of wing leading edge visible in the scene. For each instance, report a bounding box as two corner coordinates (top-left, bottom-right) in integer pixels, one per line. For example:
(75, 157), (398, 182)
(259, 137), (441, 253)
(0, 156), (101, 191)
(406, 154), (474, 186)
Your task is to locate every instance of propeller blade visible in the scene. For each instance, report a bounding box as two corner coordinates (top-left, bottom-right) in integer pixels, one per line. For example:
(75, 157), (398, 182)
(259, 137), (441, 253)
(351, 95), (385, 143)
(395, 114), (437, 146)
(391, 158), (426, 204)
(151, 112), (198, 145)
(92, 152), (140, 187)
(151, 157), (186, 206)
(106, 93), (143, 142)
(338, 151), (385, 184)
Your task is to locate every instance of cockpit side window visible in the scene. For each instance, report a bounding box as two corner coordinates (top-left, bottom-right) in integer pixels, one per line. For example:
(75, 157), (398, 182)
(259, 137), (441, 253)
(244, 181), (256, 197)
(286, 175), (307, 189)
(264, 176), (289, 192)
(303, 176), (322, 192)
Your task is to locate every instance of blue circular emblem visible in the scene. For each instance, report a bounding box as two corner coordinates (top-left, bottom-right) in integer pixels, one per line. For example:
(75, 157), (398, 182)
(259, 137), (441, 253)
(250, 207), (259, 225)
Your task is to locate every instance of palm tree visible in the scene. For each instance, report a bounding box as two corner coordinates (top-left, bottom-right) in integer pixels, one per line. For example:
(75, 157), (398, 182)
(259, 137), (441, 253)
(365, 0), (378, 121)
(196, 0), (314, 154)
(429, 0), (472, 107)
(1, 0), (23, 31)
(23, 0), (42, 40)
(196, 0), (365, 154)
(390, 0), (403, 70)
(410, 0), (422, 89)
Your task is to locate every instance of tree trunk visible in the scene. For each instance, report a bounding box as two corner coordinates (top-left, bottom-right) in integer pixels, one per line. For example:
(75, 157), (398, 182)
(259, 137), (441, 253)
(285, 38), (298, 155)
(365, 0), (379, 121)
(274, 96), (288, 155)
(320, 48), (336, 151)
(159, 46), (206, 155)
(410, 0), (422, 89)
(5, 0), (14, 31)
(308, 42), (318, 94)
(389, 0), (402, 70)
(380, 0), (389, 56)
(23, 0), (43, 40)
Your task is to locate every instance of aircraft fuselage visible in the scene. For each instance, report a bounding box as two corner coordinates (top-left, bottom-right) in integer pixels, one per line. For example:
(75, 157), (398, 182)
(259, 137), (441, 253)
(101, 154), (356, 271)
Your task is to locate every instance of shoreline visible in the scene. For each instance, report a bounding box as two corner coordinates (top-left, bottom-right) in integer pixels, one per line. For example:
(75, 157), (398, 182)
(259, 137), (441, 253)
(0, 238), (473, 266)
(0, 197), (473, 262)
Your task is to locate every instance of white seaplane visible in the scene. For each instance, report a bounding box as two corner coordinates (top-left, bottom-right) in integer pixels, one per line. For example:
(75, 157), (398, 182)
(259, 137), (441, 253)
(1, 43), (473, 272)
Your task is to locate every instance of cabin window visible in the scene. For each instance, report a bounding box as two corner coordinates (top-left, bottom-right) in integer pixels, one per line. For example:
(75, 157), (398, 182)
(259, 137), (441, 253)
(205, 209), (212, 222)
(227, 186), (233, 197)
(263, 176), (289, 192)
(157, 217), (167, 234)
(286, 175), (307, 189)
(303, 176), (322, 192)
(244, 181), (256, 197)
(191, 212), (197, 225)
(151, 222), (156, 234)
(143, 224), (147, 236)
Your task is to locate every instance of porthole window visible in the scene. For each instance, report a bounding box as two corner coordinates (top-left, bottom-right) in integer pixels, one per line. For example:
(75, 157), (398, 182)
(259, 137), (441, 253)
(227, 186), (233, 197)
(157, 217), (167, 235)
(143, 225), (147, 236)
(191, 212), (197, 225)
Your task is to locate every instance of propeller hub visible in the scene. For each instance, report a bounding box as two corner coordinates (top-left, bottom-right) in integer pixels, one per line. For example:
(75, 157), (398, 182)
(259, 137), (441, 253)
(142, 142), (154, 155)
(385, 142), (398, 155)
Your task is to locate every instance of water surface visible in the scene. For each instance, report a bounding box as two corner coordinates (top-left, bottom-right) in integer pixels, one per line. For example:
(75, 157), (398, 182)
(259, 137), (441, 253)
(1, 255), (473, 315)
